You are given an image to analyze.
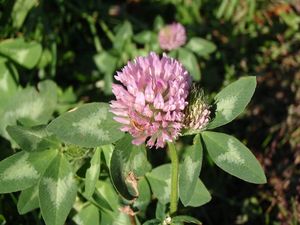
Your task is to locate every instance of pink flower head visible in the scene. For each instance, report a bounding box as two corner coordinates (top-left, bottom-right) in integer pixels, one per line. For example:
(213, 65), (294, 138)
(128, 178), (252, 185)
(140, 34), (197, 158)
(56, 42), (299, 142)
(158, 22), (187, 51)
(110, 52), (191, 148)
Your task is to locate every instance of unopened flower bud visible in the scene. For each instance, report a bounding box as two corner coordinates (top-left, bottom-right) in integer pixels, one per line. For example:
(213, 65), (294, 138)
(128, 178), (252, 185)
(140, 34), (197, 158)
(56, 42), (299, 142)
(184, 83), (210, 131)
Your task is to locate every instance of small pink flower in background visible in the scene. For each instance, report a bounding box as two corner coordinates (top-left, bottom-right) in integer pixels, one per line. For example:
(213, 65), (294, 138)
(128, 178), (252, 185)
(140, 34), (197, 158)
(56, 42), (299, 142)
(110, 52), (191, 148)
(158, 22), (187, 51)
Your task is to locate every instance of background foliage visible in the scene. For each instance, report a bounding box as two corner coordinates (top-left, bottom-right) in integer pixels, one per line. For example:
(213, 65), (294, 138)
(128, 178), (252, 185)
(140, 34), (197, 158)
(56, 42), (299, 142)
(0, 0), (299, 224)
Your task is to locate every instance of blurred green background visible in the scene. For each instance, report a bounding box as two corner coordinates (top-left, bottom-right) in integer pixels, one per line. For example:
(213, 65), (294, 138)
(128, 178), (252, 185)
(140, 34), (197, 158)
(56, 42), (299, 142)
(0, 0), (299, 224)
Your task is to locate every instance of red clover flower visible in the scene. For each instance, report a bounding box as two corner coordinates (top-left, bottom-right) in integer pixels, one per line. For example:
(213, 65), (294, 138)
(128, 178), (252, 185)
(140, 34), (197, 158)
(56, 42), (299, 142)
(110, 52), (191, 148)
(158, 23), (187, 51)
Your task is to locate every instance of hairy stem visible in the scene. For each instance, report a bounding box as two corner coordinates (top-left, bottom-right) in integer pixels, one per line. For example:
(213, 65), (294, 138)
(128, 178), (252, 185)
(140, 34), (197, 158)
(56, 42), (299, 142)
(168, 141), (179, 215)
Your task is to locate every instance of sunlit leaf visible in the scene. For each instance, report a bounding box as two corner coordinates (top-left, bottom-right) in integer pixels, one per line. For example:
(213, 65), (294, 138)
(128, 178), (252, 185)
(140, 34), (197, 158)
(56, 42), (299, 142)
(7, 125), (59, 151)
(0, 80), (57, 140)
(178, 48), (201, 81)
(0, 150), (57, 193)
(39, 153), (77, 225)
(73, 204), (99, 225)
(186, 37), (216, 56)
(95, 180), (119, 211)
(84, 148), (101, 198)
(0, 152), (41, 193)
(154, 15), (164, 31)
(133, 31), (153, 44)
(93, 52), (117, 95)
(88, 189), (113, 212)
(186, 179), (211, 207)
(47, 103), (124, 147)
(207, 76), (256, 129)
(110, 134), (150, 200)
(179, 134), (203, 206)
(11, 0), (37, 28)
(37, 48), (53, 69)
(102, 144), (114, 168)
(114, 21), (133, 50)
(0, 38), (42, 69)
(0, 62), (18, 105)
(201, 131), (267, 184)
(17, 185), (39, 215)
(146, 164), (171, 204)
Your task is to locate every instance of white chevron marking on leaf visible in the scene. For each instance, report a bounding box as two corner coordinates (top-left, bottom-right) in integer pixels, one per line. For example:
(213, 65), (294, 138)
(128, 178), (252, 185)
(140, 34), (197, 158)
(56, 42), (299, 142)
(43, 174), (74, 208)
(72, 108), (109, 141)
(216, 139), (245, 165)
(1, 153), (39, 181)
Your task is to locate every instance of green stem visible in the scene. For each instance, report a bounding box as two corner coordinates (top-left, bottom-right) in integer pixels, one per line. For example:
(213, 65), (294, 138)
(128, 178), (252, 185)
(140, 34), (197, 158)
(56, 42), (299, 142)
(99, 20), (115, 42)
(64, 2), (102, 52)
(86, 15), (103, 53)
(168, 141), (179, 215)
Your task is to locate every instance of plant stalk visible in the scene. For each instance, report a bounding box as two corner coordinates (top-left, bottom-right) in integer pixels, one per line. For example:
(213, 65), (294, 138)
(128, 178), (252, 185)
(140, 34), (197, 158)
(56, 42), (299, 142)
(99, 20), (115, 42)
(168, 141), (179, 215)
(64, 2), (103, 52)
